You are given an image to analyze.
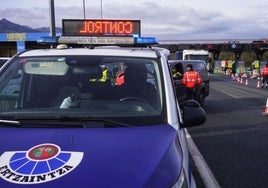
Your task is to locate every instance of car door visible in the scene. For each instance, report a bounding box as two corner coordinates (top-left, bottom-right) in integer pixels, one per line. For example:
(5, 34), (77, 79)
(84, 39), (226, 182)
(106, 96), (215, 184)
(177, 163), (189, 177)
(170, 61), (187, 103)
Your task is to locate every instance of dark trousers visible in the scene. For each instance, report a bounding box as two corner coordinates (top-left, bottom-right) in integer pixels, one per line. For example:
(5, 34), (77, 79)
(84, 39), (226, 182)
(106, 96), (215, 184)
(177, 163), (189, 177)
(186, 87), (197, 100)
(262, 75), (268, 86)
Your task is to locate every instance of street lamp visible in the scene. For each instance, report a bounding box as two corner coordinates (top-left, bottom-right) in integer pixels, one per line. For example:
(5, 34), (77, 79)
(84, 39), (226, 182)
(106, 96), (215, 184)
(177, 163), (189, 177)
(82, 0), (103, 19)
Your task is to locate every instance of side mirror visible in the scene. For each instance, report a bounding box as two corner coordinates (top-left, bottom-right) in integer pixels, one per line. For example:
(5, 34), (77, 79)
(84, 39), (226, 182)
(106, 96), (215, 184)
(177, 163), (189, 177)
(181, 100), (206, 128)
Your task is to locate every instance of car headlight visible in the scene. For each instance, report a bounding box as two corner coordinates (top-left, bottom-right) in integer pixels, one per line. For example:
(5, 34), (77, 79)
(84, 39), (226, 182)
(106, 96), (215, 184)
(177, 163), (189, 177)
(172, 169), (188, 188)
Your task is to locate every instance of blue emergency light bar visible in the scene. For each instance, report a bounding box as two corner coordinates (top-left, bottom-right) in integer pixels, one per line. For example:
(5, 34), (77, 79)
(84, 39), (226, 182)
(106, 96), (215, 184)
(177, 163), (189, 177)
(135, 37), (158, 45)
(38, 36), (158, 46)
(37, 36), (57, 44)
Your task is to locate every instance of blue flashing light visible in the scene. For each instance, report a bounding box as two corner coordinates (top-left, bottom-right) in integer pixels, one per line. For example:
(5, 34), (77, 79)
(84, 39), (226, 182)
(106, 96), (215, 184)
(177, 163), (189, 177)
(135, 37), (158, 45)
(132, 34), (140, 38)
(37, 36), (57, 44)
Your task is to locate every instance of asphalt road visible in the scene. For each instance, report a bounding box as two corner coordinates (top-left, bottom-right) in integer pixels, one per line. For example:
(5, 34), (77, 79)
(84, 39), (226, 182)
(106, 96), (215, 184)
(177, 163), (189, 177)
(187, 74), (268, 188)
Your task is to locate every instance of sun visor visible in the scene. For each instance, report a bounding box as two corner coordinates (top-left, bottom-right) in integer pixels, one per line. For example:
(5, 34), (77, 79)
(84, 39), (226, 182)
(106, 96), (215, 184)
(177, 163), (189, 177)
(24, 60), (69, 75)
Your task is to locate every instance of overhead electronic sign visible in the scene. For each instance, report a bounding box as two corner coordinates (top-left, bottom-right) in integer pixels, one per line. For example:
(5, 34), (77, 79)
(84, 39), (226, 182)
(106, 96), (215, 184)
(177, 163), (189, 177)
(62, 19), (141, 37)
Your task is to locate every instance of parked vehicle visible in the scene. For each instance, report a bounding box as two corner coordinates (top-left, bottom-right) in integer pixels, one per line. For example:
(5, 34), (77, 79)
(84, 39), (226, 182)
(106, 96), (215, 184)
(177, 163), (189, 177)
(0, 35), (206, 187)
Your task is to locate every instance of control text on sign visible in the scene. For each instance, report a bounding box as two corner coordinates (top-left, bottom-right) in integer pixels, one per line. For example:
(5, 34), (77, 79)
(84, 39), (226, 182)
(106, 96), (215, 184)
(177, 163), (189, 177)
(80, 21), (134, 35)
(62, 19), (141, 37)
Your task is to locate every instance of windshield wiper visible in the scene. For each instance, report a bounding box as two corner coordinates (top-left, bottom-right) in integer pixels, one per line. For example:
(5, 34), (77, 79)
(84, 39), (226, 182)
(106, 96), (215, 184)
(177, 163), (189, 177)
(0, 119), (21, 126)
(59, 116), (131, 127)
(15, 116), (130, 128)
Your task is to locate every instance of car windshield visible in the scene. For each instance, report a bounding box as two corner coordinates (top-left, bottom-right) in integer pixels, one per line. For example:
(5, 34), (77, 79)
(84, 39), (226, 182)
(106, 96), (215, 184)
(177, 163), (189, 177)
(182, 61), (206, 72)
(185, 55), (209, 62)
(0, 55), (166, 126)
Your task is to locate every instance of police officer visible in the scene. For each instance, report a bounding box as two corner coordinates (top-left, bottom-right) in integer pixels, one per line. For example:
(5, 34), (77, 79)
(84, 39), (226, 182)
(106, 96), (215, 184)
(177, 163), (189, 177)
(261, 64), (268, 88)
(99, 65), (108, 82)
(115, 63), (158, 107)
(182, 64), (202, 100)
(172, 66), (182, 79)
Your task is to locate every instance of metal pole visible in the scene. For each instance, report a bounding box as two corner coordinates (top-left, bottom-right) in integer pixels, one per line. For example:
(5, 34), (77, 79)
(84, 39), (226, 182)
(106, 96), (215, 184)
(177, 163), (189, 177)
(100, 0), (103, 19)
(49, 0), (56, 37)
(83, 0), (86, 19)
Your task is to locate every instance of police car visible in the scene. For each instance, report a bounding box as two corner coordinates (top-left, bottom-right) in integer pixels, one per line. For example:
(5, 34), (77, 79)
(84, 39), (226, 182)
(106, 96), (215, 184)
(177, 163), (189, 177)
(0, 19), (206, 188)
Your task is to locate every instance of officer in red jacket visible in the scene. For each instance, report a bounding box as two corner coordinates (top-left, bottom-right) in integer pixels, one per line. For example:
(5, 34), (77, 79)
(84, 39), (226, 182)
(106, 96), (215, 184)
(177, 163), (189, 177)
(261, 64), (268, 88)
(182, 64), (202, 100)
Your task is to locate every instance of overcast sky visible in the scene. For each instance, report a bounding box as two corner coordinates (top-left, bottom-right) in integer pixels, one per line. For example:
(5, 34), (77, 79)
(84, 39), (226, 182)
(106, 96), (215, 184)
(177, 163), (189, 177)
(1, 0), (268, 40)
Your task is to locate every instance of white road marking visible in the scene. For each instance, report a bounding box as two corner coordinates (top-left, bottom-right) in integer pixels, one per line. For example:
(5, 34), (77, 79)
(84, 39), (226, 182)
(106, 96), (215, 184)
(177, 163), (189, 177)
(185, 129), (221, 188)
(221, 91), (240, 99)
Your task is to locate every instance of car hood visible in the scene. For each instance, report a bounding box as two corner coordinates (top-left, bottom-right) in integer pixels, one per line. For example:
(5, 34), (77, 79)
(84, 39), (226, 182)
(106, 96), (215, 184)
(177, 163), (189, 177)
(0, 125), (182, 188)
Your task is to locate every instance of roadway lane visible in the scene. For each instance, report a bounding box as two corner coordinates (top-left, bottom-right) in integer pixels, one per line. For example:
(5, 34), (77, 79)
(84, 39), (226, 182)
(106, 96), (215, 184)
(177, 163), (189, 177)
(187, 74), (268, 188)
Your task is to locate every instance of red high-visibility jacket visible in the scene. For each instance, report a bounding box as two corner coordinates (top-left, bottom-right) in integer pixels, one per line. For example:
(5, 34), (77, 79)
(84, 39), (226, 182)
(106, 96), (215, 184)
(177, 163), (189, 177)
(182, 71), (202, 88)
(262, 67), (268, 76)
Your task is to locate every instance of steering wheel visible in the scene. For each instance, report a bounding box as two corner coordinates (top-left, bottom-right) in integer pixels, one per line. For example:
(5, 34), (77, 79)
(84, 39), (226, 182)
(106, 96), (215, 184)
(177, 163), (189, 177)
(119, 97), (150, 105)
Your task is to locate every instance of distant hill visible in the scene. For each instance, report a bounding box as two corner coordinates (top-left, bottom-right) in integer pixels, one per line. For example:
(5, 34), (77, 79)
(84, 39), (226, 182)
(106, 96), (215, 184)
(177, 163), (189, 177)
(0, 18), (62, 33)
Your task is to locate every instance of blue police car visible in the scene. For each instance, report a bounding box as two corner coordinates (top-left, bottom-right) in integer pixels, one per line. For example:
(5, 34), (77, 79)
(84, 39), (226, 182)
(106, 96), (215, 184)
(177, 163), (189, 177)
(0, 21), (206, 187)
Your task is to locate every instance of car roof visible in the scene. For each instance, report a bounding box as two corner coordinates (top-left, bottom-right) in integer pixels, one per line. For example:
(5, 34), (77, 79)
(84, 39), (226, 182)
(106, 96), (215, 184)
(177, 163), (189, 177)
(18, 47), (160, 58)
(168, 59), (206, 64)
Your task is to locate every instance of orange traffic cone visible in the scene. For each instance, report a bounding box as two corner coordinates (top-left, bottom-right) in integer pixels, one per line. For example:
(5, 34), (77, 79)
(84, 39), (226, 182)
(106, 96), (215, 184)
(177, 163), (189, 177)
(240, 77), (243, 84)
(262, 97), (268, 115)
(245, 78), (248, 86)
(256, 77), (261, 88)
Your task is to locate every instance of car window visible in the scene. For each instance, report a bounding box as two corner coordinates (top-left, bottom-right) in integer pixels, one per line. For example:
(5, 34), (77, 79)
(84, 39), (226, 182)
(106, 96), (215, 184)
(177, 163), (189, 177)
(180, 61), (206, 73)
(192, 62), (205, 72)
(0, 55), (165, 126)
